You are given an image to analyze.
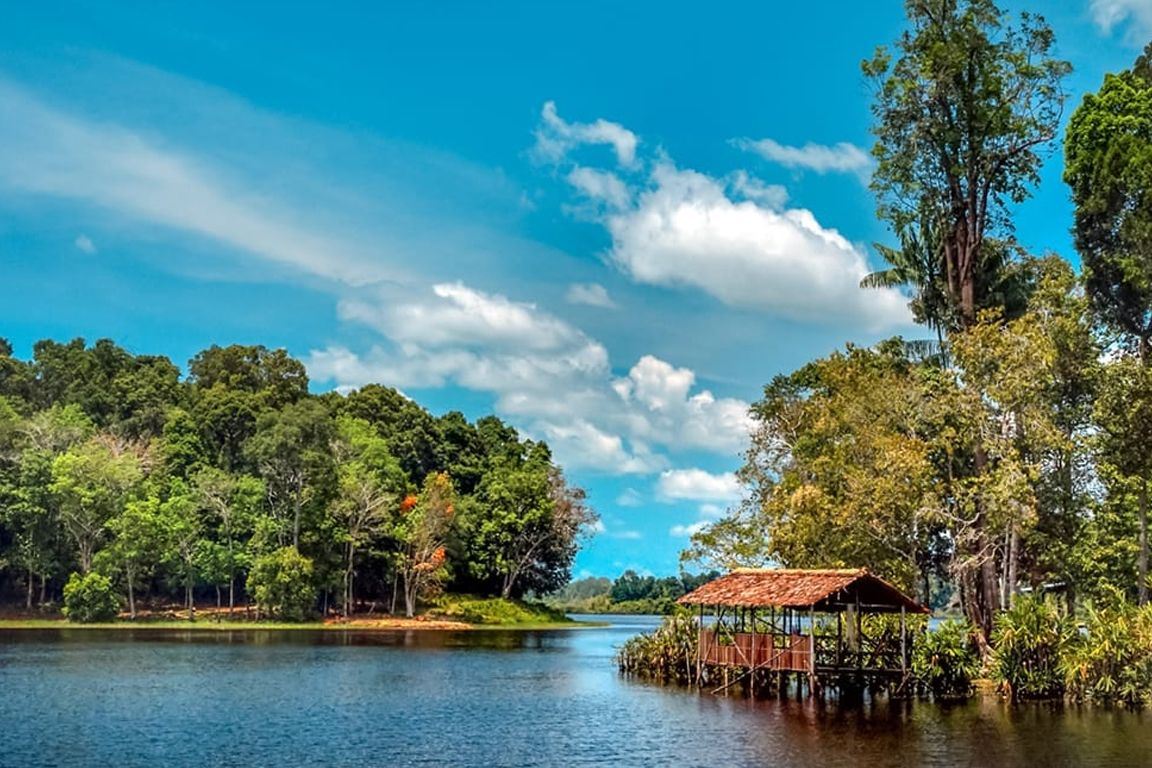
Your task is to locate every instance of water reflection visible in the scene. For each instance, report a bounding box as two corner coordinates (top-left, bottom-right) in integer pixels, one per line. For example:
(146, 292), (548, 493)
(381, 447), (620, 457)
(1, 618), (1149, 767)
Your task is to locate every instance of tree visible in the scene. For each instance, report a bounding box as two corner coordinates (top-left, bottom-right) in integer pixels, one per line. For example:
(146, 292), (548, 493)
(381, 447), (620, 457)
(1065, 44), (1152, 603)
(160, 487), (204, 619)
(863, 0), (1070, 641)
(192, 468), (263, 611)
(865, 0), (1069, 330)
(330, 417), (404, 616)
(397, 473), (456, 617)
(100, 497), (168, 619)
(61, 571), (119, 623)
(50, 438), (143, 572)
(247, 546), (316, 621)
(246, 400), (335, 549)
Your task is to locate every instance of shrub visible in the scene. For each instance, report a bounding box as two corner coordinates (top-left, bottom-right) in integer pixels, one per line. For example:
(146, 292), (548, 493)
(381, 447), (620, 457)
(1063, 599), (1152, 708)
(247, 547), (316, 621)
(992, 595), (1075, 700)
(912, 620), (979, 699)
(616, 612), (699, 684)
(62, 572), (119, 623)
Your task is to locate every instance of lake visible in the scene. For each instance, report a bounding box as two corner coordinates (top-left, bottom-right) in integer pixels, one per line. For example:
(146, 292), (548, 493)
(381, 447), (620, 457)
(1, 615), (1150, 767)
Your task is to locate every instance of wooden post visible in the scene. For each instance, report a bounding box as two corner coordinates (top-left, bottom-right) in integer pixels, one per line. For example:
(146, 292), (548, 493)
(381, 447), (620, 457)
(900, 605), (907, 675)
(808, 607), (817, 697)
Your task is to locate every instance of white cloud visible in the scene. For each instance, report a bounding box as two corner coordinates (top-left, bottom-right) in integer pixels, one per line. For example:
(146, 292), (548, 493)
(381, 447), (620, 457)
(308, 281), (752, 475)
(670, 521), (708, 538)
(1092, 0), (1152, 40)
(534, 101), (638, 167)
(0, 79), (399, 286)
(566, 167), (631, 210)
(729, 170), (788, 209)
(616, 488), (644, 507)
(566, 282), (617, 309)
(734, 137), (872, 175)
(604, 163), (909, 328)
(699, 503), (726, 518)
(655, 468), (743, 503)
(611, 530), (644, 540)
(74, 234), (97, 254)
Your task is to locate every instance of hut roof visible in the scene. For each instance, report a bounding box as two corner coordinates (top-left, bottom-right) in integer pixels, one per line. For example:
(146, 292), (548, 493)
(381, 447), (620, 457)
(676, 568), (928, 614)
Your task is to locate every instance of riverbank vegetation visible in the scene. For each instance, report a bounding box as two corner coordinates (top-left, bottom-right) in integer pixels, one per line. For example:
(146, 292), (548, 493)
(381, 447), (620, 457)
(0, 341), (597, 624)
(547, 570), (720, 614)
(633, 0), (1152, 707)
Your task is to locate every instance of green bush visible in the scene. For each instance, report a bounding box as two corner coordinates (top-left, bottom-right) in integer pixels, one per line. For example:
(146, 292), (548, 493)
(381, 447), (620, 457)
(912, 620), (979, 699)
(1063, 599), (1152, 708)
(62, 572), (120, 623)
(247, 547), (316, 621)
(616, 612), (699, 684)
(992, 595), (1074, 700)
(431, 596), (570, 625)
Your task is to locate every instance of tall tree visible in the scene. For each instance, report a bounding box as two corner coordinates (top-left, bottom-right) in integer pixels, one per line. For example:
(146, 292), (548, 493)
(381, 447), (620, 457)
(330, 417), (404, 617)
(50, 438), (143, 573)
(863, 0), (1070, 641)
(1065, 43), (1152, 603)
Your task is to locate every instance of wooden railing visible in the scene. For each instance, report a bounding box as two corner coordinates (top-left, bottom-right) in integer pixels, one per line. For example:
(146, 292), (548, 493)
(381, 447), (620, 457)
(698, 630), (812, 672)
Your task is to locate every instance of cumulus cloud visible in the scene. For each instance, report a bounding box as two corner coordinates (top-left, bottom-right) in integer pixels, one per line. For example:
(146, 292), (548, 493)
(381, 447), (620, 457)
(566, 282), (617, 309)
(534, 101), (638, 167)
(74, 234), (97, 254)
(1092, 0), (1152, 41)
(537, 103), (910, 330)
(605, 163), (909, 328)
(734, 137), (872, 175)
(308, 281), (752, 475)
(655, 468), (743, 503)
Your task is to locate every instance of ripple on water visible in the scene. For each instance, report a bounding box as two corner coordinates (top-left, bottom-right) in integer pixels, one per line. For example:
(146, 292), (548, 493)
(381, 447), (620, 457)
(1, 625), (1149, 768)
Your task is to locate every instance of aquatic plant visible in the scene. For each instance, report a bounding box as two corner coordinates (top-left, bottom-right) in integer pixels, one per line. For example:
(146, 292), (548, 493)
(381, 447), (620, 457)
(992, 596), (1075, 700)
(1062, 597), (1152, 708)
(912, 619), (979, 699)
(616, 613), (699, 684)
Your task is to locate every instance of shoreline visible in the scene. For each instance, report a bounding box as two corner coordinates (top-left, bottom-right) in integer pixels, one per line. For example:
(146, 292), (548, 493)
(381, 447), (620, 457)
(0, 616), (607, 632)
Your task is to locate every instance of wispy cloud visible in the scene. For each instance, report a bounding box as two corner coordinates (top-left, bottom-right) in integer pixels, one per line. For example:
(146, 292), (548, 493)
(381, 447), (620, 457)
(0, 78), (405, 287)
(73, 234), (97, 254)
(1091, 0), (1152, 42)
(733, 136), (872, 176)
(566, 282), (617, 309)
(534, 100), (639, 167)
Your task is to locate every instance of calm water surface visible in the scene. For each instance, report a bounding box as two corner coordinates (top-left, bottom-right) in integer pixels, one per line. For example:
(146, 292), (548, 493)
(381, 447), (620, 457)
(1, 615), (1149, 767)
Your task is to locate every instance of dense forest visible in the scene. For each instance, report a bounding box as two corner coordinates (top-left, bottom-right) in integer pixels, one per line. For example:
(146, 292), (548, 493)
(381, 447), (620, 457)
(682, 4), (1152, 660)
(0, 339), (596, 620)
(547, 570), (721, 614)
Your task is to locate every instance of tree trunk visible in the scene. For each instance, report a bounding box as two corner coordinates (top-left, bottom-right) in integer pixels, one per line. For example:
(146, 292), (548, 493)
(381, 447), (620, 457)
(127, 566), (136, 619)
(403, 574), (416, 618)
(229, 577), (235, 613)
(1007, 524), (1019, 610)
(26, 569), (33, 611)
(1140, 478), (1149, 606)
(39, 573), (46, 606)
(345, 540), (355, 619)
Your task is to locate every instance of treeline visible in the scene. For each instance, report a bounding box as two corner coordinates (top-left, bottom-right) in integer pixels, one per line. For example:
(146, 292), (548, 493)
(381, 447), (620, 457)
(0, 338), (596, 620)
(548, 570), (720, 614)
(684, 4), (1152, 657)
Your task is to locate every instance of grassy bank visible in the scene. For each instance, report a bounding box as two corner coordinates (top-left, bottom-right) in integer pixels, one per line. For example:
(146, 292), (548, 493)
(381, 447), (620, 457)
(0, 597), (596, 631)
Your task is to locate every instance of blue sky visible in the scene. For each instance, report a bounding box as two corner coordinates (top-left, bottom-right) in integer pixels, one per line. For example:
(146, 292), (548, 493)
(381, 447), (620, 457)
(0, 1), (1146, 578)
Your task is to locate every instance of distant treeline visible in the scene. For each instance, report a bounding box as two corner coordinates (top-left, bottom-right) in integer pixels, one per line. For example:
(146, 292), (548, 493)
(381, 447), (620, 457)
(547, 570), (720, 614)
(0, 338), (596, 620)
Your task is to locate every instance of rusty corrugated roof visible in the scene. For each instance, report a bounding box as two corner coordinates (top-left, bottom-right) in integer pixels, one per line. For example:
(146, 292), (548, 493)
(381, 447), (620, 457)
(676, 568), (927, 613)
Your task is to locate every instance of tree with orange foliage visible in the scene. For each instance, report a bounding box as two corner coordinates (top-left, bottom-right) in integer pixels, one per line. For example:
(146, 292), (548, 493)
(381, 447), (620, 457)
(396, 472), (456, 617)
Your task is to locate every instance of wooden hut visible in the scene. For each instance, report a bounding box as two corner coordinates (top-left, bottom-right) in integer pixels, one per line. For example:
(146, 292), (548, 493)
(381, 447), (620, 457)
(677, 568), (928, 696)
